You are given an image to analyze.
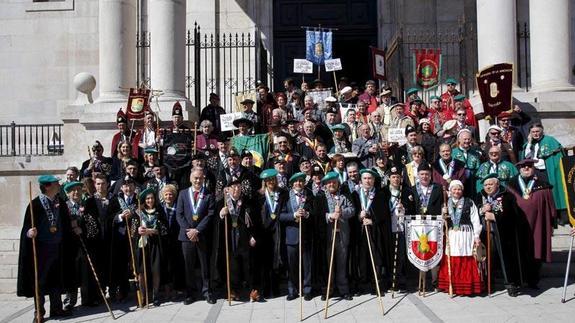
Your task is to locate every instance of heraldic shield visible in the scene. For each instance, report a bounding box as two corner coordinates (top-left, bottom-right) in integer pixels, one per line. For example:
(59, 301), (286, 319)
(405, 217), (444, 272)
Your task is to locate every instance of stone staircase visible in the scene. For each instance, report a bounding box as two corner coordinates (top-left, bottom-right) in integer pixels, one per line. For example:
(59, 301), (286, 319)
(0, 226), (19, 294)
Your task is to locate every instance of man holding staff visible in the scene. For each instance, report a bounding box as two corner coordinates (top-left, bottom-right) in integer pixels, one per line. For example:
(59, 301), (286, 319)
(18, 175), (74, 322)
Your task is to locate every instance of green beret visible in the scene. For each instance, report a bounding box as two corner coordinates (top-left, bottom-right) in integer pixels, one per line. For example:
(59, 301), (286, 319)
(138, 187), (156, 202)
(359, 169), (379, 178)
(289, 172), (306, 184)
(64, 181), (83, 193)
(454, 94), (466, 102)
(321, 171), (339, 184)
(331, 124), (346, 132)
(430, 95), (441, 101)
(38, 175), (60, 185)
(260, 168), (278, 180)
(406, 87), (419, 96)
(482, 173), (499, 183)
(144, 147), (158, 154)
(445, 78), (458, 85)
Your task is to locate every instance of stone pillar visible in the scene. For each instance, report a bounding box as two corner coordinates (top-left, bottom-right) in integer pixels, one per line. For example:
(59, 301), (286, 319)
(149, 0), (187, 100)
(529, 0), (573, 92)
(97, 0), (137, 101)
(476, 0), (517, 85)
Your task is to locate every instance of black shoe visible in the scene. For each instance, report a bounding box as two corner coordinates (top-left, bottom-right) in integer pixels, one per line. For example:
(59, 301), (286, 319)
(63, 304), (74, 311)
(304, 294), (313, 301)
(320, 294), (327, 301)
(342, 294), (353, 301)
(206, 295), (217, 304)
(49, 308), (72, 318)
(286, 294), (298, 301)
(184, 297), (195, 305)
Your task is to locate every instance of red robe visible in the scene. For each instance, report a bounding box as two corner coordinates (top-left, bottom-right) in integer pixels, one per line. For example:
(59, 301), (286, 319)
(440, 90), (477, 128)
(110, 130), (140, 158)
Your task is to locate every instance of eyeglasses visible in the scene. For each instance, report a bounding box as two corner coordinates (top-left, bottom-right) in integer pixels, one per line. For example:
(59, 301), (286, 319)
(520, 164), (533, 169)
(457, 113), (466, 116)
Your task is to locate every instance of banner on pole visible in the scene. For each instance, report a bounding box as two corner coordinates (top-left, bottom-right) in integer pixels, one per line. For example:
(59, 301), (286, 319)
(293, 59), (314, 74)
(560, 154), (575, 226)
(231, 134), (270, 168)
(371, 47), (386, 80)
(306, 30), (333, 65)
(324, 58), (342, 72)
(476, 63), (514, 118)
(405, 216), (444, 272)
(413, 49), (442, 89)
(126, 88), (151, 119)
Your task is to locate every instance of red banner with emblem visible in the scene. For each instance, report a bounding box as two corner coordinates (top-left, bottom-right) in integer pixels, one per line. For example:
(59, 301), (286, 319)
(413, 49), (442, 89)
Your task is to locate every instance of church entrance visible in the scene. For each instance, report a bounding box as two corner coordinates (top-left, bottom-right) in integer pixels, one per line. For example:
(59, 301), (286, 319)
(272, 0), (378, 89)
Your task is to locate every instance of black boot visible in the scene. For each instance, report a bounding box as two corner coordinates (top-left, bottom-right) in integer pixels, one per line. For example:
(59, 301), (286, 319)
(153, 289), (161, 307)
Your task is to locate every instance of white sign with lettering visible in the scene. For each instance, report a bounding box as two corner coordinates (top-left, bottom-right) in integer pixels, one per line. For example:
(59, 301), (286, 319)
(324, 58), (342, 72)
(293, 59), (313, 74)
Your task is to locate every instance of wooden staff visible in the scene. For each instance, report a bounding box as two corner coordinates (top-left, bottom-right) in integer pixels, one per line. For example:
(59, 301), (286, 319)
(365, 225), (385, 316)
(561, 236), (574, 303)
(391, 183), (403, 299)
(324, 199), (340, 319)
(224, 191), (232, 306)
(28, 182), (41, 323)
(487, 220), (492, 297)
(193, 121), (198, 155)
(299, 210), (303, 321)
(78, 236), (116, 319)
(138, 200), (149, 308)
(442, 186), (453, 297)
(125, 207), (144, 308)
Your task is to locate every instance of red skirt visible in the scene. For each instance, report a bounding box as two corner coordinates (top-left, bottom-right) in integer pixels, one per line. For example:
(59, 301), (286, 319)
(438, 255), (483, 295)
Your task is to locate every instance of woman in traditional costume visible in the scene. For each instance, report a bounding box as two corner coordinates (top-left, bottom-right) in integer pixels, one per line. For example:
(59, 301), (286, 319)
(438, 180), (483, 295)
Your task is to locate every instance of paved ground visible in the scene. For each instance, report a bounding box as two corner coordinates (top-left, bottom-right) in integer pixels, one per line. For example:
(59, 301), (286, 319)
(1, 277), (575, 323)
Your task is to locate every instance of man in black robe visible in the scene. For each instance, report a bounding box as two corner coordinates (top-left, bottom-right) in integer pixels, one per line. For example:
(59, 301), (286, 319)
(17, 175), (74, 322)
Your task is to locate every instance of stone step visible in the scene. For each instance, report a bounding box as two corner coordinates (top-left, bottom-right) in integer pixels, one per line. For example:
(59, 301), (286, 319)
(0, 265), (16, 279)
(0, 239), (19, 253)
(0, 278), (17, 294)
(0, 252), (18, 266)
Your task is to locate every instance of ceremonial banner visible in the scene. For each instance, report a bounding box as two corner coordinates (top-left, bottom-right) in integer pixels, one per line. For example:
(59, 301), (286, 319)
(371, 47), (386, 80)
(324, 58), (342, 72)
(234, 91), (257, 112)
(560, 154), (575, 226)
(405, 217), (444, 272)
(476, 63), (513, 118)
(306, 30), (332, 65)
(162, 132), (193, 171)
(231, 134), (270, 168)
(293, 59), (314, 74)
(413, 49), (441, 89)
(126, 88), (151, 119)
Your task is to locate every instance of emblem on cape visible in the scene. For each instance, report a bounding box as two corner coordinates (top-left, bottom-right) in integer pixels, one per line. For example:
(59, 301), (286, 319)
(405, 217), (444, 272)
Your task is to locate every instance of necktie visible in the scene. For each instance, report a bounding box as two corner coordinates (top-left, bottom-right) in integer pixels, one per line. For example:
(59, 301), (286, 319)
(193, 191), (198, 203)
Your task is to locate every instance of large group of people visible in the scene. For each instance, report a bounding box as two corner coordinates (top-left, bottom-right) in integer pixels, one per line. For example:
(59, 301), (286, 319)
(17, 77), (569, 322)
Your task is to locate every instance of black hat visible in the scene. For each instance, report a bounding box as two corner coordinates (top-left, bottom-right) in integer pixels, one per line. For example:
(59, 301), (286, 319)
(326, 106), (339, 115)
(227, 179), (242, 187)
(286, 118), (300, 125)
(216, 134), (229, 143)
(241, 98), (255, 105)
(209, 93), (220, 99)
(228, 147), (240, 158)
(233, 117), (254, 128)
(300, 156), (311, 163)
(417, 163), (432, 173)
(241, 149), (253, 158)
(273, 156), (287, 164)
(191, 153), (206, 161)
(388, 165), (402, 176)
(311, 165), (324, 177)
(116, 110), (128, 124)
(515, 158), (536, 168)
(313, 79), (325, 86)
(268, 120), (285, 128)
(172, 101), (183, 116)
(405, 125), (417, 137)
(528, 122), (544, 131)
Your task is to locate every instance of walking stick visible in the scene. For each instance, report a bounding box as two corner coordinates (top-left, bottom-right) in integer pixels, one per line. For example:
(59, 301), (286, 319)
(561, 236), (574, 303)
(137, 201), (149, 308)
(365, 225), (385, 316)
(224, 193), (232, 306)
(28, 182), (41, 323)
(442, 186), (453, 297)
(78, 237), (116, 319)
(324, 203), (339, 319)
(125, 209), (144, 308)
(193, 121), (198, 155)
(487, 220), (491, 297)
(391, 231), (400, 299)
(299, 212), (303, 321)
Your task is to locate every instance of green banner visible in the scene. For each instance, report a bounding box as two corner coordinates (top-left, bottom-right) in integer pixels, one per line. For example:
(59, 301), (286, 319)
(231, 134), (270, 168)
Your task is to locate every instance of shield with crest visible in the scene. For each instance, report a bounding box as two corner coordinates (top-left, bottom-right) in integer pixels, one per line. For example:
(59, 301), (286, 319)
(405, 217), (444, 272)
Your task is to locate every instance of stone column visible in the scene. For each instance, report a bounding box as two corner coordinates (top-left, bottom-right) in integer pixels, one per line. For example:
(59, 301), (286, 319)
(149, 0), (187, 100)
(529, 0), (573, 92)
(97, 0), (137, 101)
(476, 0), (517, 85)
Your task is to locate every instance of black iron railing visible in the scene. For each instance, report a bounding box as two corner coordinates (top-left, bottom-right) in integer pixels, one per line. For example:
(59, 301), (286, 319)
(0, 122), (64, 157)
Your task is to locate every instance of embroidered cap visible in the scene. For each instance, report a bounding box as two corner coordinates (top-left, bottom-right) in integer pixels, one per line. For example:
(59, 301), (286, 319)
(260, 168), (278, 180)
(63, 181), (83, 193)
(38, 175), (60, 185)
(289, 172), (306, 184)
(482, 173), (499, 183)
(359, 168), (379, 178)
(138, 187), (156, 202)
(321, 171), (339, 184)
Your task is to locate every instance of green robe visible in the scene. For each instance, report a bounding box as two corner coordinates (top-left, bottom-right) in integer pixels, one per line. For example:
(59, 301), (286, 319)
(451, 147), (482, 172)
(520, 135), (566, 210)
(475, 160), (518, 192)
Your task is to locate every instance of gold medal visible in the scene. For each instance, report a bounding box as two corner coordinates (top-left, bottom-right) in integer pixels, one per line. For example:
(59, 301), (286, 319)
(232, 221), (238, 228)
(192, 214), (199, 221)
(421, 207), (427, 214)
(271, 213), (276, 220)
(49, 226), (57, 233)
(523, 194), (530, 200)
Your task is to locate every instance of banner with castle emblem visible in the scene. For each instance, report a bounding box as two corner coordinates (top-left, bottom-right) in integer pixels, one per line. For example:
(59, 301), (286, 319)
(560, 154), (575, 226)
(405, 216), (444, 272)
(306, 30), (332, 65)
(413, 49), (441, 89)
(476, 63), (513, 117)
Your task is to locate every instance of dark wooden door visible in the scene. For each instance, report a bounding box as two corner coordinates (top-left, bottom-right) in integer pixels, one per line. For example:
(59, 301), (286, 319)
(273, 0), (378, 90)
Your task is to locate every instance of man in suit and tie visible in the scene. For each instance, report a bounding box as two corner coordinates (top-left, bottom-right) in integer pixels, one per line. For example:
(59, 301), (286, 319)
(280, 172), (314, 301)
(215, 148), (258, 203)
(177, 168), (216, 305)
